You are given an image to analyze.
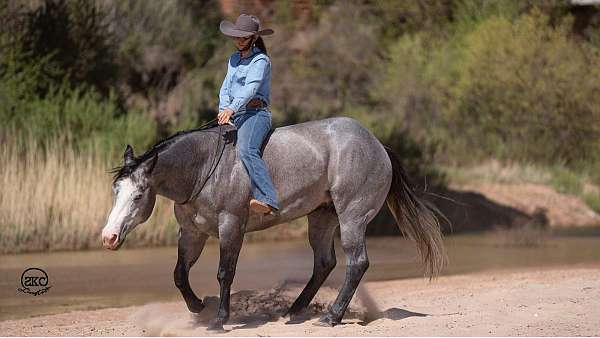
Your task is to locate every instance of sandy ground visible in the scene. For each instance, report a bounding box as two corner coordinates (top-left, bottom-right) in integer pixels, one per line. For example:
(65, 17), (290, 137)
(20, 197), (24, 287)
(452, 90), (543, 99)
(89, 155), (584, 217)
(2, 265), (599, 336)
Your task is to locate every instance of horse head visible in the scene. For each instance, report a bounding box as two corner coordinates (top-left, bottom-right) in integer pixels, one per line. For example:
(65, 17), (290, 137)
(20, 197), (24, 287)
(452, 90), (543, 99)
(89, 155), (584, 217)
(102, 145), (158, 250)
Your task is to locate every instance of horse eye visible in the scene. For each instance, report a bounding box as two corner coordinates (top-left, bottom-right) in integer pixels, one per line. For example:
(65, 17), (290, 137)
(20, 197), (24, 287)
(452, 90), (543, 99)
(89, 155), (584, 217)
(133, 194), (143, 201)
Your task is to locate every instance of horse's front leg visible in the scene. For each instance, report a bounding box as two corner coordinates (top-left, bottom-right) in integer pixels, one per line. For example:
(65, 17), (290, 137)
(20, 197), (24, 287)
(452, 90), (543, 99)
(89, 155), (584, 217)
(174, 228), (208, 313)
(207, 212), (244, 331)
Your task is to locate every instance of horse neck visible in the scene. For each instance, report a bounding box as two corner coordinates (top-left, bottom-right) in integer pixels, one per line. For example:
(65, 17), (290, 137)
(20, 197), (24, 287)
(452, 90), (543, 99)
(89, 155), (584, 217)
(149, 133), (213, 203)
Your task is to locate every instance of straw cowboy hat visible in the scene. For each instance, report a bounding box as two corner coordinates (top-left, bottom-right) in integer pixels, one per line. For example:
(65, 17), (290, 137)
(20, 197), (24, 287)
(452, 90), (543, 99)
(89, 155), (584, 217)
(219, 14), (274, 37)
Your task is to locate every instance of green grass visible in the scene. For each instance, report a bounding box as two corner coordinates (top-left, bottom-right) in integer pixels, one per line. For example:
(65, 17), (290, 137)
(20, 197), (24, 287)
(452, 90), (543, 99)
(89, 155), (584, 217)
(549, 167), (583, 195)
(442, 160), (552, 185)
(584, 193), (600, 214)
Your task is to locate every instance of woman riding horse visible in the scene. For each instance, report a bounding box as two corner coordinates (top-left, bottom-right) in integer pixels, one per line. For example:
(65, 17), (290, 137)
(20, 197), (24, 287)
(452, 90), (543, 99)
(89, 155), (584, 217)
(101, 13), (446, 331)
(217, 14), (279, 216)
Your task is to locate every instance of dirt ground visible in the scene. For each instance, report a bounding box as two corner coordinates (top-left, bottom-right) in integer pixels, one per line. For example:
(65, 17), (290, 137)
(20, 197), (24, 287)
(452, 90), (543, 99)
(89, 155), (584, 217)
(2, 265), (599, 336)
(455, 182), (600, 227)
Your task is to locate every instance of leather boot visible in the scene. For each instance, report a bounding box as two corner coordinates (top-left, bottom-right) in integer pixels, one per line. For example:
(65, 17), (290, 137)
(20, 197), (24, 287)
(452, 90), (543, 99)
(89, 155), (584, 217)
(249, 199), (274, 214)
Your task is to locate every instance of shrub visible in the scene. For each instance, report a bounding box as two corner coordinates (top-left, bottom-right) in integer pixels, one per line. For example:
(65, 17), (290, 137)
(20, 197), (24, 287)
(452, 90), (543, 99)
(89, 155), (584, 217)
(583, 193), (600, 214)
(5, 0), (119, 96)
(0, 75), (156, 157)
(108, 0), (222, 69)
(270, 2), (382, 122)
(549, 166), (583, 195)
(437, 10), (600, 165)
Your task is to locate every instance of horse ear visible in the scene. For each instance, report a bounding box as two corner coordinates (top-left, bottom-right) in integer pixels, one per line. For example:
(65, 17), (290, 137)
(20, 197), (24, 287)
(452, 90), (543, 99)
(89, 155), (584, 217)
(142, 154), (159, 174)
(124, 145), (135, 166)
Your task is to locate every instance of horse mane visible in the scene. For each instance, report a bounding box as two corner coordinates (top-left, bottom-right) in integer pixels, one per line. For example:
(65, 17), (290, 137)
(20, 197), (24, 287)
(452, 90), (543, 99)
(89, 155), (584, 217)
(109, 122), (221, 184)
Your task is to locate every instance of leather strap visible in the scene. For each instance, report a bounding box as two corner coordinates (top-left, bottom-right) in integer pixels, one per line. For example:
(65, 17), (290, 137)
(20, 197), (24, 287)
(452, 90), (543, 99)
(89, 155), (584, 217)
(245, 98), (267, 109)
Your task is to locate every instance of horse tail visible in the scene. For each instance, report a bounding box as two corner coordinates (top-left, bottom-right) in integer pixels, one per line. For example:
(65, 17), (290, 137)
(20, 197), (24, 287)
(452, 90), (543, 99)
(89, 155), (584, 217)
(383, 145), (448, 280)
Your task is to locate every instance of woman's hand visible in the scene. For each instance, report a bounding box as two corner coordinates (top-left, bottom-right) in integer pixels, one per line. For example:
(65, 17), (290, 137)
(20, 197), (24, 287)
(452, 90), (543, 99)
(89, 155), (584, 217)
(218, 108), (234, 125)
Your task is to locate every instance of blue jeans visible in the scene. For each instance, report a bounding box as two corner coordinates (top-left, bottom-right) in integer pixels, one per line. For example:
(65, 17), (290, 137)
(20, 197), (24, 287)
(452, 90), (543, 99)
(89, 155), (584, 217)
(232, 108), (280, 210)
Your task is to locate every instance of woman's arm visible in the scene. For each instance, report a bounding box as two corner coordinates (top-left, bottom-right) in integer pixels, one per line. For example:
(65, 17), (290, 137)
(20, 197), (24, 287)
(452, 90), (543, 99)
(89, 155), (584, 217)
(218, 57), (233, 112)
(225, 57), (269, 113)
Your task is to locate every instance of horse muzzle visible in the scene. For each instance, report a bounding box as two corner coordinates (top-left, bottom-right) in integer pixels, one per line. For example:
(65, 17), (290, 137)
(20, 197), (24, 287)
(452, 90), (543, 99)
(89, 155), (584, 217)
(102, 224), (129, 250)
(102, 234), (119, 250)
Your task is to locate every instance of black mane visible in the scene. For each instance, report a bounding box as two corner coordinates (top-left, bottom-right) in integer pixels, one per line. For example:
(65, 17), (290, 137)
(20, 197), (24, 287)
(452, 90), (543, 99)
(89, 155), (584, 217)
(109, 122), (222, 184)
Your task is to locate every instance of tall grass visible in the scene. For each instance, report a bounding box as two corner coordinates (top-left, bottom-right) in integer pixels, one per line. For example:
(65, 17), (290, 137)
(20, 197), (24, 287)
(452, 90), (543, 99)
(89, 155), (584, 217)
(0, 134), (310, 254)
(0, 134), (178, 254)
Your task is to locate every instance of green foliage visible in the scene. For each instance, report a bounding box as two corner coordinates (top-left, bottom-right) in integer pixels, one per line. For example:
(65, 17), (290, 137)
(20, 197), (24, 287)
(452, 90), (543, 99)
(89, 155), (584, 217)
(272, 2), (381, 122)
(374, 32), (448, 143)
(364, 0), (452, 42)
(11, 0), (118, 95)
(549, 167), (583, 195)
(2, 0), (600, 189)
(0, 19), (56, 103)
(545, 163), (600, 214)
(380, 7), (600, 167)
(441, 11), (600, 164)
(0, 0), (158, 157)
(451, 0), (522, 32)
(583, 193), (600, 214)
(0, 33), (155, 157)
(110, 0), (222, 68)
(1, 80), (156, 157)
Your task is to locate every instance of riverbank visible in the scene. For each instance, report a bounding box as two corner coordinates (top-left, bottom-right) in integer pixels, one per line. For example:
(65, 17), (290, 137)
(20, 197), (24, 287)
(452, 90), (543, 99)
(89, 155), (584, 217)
(2, 265), (599, 336)
(3, 233), (600, 322)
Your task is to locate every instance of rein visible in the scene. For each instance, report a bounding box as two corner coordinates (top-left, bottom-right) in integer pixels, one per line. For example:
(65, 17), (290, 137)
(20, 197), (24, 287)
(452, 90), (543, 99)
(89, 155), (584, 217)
(178, 118), (229, 205)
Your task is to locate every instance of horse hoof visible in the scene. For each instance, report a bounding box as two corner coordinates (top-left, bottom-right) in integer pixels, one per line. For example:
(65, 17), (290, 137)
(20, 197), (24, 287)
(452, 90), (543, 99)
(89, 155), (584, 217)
(207, 320), (225, 332)
(286, 312), (309, 324)
(313, 313), (338, 327)
(186, 301), (205, 314)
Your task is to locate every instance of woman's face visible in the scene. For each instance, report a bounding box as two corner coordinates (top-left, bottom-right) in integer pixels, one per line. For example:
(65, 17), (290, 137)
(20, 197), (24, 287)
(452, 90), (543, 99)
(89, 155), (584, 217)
(233, 35), (255, 51)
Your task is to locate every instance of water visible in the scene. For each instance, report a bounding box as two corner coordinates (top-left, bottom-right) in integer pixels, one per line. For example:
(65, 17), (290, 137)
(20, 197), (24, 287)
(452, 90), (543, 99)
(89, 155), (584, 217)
(1, 231), (600, 321)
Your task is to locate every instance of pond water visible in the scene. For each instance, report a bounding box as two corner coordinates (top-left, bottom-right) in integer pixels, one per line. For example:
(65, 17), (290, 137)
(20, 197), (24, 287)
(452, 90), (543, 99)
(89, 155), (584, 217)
(1, 229), (600, 321)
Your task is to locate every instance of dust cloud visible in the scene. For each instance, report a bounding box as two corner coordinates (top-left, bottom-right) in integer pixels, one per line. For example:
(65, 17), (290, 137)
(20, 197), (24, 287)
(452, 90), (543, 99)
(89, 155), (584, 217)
(130, 280), (379, 335)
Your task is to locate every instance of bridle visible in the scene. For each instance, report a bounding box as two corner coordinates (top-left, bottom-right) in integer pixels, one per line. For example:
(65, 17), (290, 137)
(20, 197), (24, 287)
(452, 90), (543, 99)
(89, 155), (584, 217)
(178, 118), (229, 205)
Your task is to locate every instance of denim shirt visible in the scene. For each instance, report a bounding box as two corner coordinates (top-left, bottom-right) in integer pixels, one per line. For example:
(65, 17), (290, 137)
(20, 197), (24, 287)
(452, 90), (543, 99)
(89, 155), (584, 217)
(218, 46), (271, 113)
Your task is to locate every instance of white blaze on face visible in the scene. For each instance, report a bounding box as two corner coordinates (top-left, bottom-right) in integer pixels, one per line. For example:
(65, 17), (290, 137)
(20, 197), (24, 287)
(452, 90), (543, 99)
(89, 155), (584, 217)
(102, 178), (140, 242)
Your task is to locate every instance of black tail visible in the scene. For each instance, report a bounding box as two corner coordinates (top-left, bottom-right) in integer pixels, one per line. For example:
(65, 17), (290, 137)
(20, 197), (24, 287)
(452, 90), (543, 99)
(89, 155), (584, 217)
(384, 145), (448, 279)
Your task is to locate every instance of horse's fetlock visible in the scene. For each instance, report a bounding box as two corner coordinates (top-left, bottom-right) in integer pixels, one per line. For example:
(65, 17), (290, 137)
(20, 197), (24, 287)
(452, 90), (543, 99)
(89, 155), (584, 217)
(349, 258), (369, 273)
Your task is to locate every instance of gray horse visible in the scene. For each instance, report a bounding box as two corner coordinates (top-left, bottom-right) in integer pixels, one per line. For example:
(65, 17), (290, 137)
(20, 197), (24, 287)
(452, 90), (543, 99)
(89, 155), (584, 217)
(101, 116), (446, 330)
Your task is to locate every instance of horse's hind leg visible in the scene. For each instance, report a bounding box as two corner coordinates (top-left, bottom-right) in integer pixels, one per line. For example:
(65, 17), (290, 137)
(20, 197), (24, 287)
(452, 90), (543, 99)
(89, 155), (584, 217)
(318, 205), (376, 326)
(286, 206), (338, 323)
(174, 229), (208, 313)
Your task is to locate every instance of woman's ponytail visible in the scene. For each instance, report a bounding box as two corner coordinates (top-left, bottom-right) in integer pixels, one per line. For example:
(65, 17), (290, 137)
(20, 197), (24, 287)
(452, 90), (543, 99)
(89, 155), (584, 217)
(254, 36), (268, 56)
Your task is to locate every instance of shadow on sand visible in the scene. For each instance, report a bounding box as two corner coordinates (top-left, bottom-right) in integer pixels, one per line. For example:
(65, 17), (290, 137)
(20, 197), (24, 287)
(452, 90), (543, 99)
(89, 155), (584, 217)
(190, 304), (429, 332)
